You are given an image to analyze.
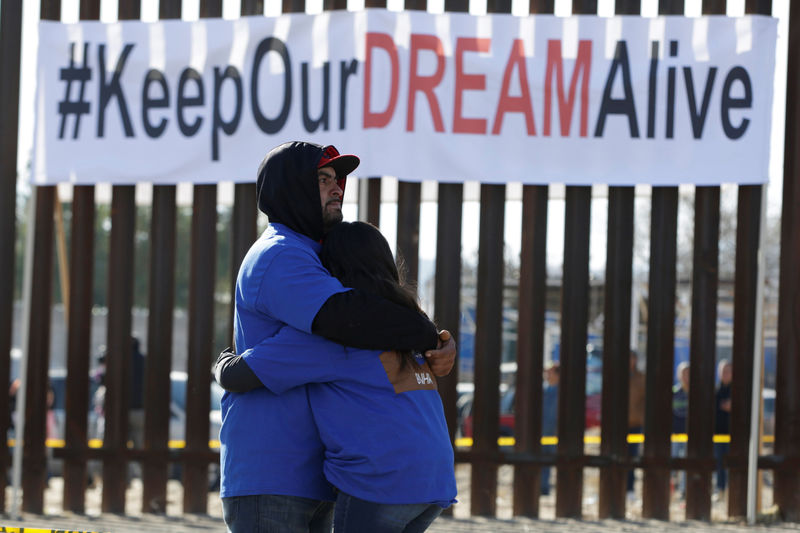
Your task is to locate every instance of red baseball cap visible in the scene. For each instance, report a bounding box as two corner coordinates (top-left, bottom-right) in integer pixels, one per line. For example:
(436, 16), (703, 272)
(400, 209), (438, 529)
(318, 145), (360, 177)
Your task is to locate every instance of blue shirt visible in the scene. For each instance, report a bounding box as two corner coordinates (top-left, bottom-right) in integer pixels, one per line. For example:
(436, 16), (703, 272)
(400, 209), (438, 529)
(672, 384), (689, 434)
(242, 327), (457, 508)
(220, 223), (350, 500)
(542, 384), (558, 438)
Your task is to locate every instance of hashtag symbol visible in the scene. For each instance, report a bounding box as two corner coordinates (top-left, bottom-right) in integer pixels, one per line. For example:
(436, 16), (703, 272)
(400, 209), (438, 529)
(58, 42), (92, 139)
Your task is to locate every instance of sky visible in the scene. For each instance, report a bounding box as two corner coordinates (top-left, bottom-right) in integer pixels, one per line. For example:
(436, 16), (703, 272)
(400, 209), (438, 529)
(9, 0), (791, 273)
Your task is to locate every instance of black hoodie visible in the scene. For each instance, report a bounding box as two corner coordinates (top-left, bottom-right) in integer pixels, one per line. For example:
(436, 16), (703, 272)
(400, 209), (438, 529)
(257, 141), (330, 243)
(254, 141), (439, 354)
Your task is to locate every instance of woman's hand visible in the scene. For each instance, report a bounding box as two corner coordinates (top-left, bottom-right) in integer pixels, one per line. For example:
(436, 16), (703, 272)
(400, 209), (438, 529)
(424, 330), (457, 377)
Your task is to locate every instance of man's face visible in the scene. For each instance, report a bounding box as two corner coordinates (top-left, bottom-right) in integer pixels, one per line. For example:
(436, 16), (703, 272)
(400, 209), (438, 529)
(319, 166), (343, 231)
(720, 363), (732, 385)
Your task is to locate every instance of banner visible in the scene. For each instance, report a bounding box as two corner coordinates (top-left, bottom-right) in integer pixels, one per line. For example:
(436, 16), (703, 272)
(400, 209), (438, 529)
(33, 11), (777, 186)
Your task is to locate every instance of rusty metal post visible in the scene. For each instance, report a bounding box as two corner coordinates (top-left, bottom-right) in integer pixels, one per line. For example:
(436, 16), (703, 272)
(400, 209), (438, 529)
(596, 4), (639, 520)
(554, 1), (596, 519)
(599, 184), (635, 518)
(513, 185), (548, 517)
(62, 186), (95, 513)
(61, 0), (100, 514)
(183, 184), (218, 513)
(436, 0), (468, 454)
(641, 2), (683, 520)
(685, 186), (720, 521)
(774, 0), (800, 519)
(396, 183), (421, 287)
(642, 186), (678, 520)
(395, 0), (427, 292)
(0, 0), (24, 511)
(22, 187), (56, 514)
(729, 182), (762, 518)
(555, 184), (591, 519)
(107, 2), (142, 518)
(433, 184), (463, 443)
(471, 184), (506, 517)
(21, 0), (60, 514)
(182, 0), (222, 514)
(140, 185), (177, 514)
(729, 1), (773, 516)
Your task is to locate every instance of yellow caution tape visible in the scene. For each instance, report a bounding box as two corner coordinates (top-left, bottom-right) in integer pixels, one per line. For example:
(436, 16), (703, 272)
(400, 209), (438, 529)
(0, 526), (104, 533)
(454, 433), (774, 448)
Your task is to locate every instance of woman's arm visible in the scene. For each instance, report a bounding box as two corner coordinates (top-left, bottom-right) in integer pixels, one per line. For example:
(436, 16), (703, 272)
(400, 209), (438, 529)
(214, 349), (262, 393)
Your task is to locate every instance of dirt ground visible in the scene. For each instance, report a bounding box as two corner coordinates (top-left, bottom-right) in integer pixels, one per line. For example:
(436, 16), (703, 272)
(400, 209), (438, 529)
(8, 462), (774, 524)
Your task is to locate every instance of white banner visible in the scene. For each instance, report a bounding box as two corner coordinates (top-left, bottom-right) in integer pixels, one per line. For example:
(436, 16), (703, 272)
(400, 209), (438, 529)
(33, 11), (777, 186)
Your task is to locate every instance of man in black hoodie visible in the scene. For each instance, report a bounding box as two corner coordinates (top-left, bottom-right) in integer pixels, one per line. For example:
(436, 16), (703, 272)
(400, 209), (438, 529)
(217, 141), (455, 533)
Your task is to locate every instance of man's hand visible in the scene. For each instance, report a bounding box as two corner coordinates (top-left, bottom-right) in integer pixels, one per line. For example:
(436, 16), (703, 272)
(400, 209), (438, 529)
(425, 330), (457, 377)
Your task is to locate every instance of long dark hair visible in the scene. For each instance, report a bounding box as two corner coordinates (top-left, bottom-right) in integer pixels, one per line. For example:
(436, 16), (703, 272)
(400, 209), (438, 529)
(321, 221), (423, 368)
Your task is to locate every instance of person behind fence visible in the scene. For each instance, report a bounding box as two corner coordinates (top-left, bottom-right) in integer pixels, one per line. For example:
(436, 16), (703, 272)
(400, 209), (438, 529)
(217, 221), (456, 532)
(216, 141), (456, 533)
(540, 361), (559, 496)
(672, 361), (690, 498)
(628, 350), (645, 498)
(714, 359), (732, 500)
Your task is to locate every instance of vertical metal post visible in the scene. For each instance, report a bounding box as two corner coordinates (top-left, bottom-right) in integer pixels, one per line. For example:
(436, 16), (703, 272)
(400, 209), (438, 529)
(599, 184), (635, 518)
(641, 187), (679, 521)
(554, 2), (596, 519)
(433, 184), (463, 442)
(774, 0), (800, 519)
(0, 0), (24, 511)
(641, 1), (683, 519)
(61, 0), (100, 514)
(396, 183), (421, 287)
(556, 184), (591, 519)
(728, 1), (770, 515)
(597, 0), (640, 520)
(22, 188), (56, 514)
(182, 0), (222, 514)
(435, 0), (468, 454)
(685, 186), (720, 521)
(63, 186), (95, 513)
(19, 0), (61, 514)
(513, 185), (548, 517)
(471, 184), (506, 517)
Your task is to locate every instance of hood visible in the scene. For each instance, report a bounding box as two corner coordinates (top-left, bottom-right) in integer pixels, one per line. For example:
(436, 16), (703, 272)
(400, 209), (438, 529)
(256, 141), (334, 242)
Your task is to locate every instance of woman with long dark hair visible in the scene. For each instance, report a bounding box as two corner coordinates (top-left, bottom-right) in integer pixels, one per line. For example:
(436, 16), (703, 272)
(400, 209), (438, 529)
(216, 221), (456, 532)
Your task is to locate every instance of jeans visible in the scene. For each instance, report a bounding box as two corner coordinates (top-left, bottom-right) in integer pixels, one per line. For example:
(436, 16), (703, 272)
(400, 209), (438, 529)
(334, 491), (443, 533)
(627, 426), (642, 493)
(714, 442), (730, 491)
(671, 441), (687, 497)
(222, 494), (334, 533)
(541, 444), (556, 495)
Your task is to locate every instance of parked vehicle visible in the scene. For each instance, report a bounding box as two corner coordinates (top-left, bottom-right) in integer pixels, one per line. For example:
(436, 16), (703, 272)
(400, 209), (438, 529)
(457, 346), (604, 441)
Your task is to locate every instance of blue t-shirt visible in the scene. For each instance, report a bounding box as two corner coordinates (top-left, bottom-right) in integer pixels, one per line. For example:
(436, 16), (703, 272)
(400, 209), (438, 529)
(242, 327), (457, 508)
(220, 223), (350, 500)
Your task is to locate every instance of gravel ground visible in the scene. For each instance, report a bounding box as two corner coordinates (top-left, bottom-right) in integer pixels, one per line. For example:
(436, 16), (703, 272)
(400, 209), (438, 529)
(0, 464), (786, 532)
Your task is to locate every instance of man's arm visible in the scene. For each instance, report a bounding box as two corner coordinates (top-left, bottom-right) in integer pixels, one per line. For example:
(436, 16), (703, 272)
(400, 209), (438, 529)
(312, 290), (439, 351)
(424, 330), (457, 377)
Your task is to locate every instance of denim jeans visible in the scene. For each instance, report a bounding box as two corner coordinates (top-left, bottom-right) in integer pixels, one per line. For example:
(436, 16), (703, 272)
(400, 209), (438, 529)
(334, 491), (443, 533)
(222, 494), (334, 533)
(671, 441), (687, 497)
(714, 442), (730, 491)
